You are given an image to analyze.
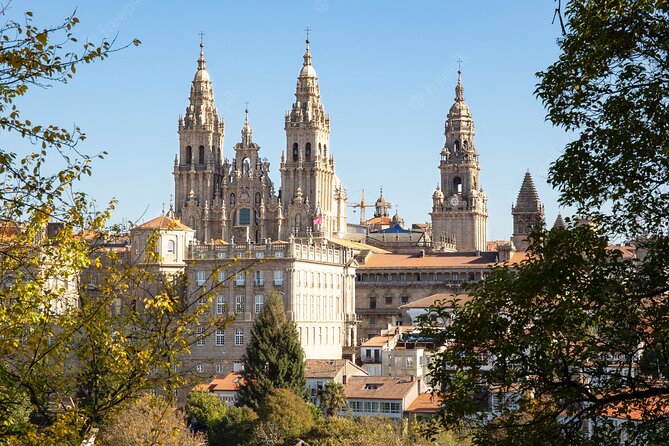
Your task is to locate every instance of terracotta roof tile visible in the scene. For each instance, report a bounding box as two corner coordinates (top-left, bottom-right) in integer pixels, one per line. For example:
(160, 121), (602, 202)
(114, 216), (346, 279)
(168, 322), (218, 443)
(399, 293), (472, 309)
(404, 393), (443, 414)
(208, 372), (245, 392)
(344, 376), (417, 400)
(135, 215), (193, 231)
(305, 359), (366, 378)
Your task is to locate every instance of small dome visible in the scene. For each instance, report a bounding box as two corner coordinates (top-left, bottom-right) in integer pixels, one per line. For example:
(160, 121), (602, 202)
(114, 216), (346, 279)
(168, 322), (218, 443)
(300, 64), (317, 78)
(194, 69), (210, 82)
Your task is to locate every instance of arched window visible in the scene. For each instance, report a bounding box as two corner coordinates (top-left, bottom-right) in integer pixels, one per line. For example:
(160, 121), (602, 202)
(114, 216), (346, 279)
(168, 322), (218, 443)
(198, 145), (205, 164)
(292, 143), (299, 161)
(167, 240), (175, 254)
(318, 143), (322, 155)
(254, 192), (261, 205)
(454, 140), (460, 152)
(255, 229), (260, 243)
(239, 208), (251, 225)
(230, 193), (236, 206)
(185, 146), (192, 164)
(305, 143), (312, 161)
(453, 176), (463, 194)
(189, 217), (196, 230)
(242, 157), (251, 174)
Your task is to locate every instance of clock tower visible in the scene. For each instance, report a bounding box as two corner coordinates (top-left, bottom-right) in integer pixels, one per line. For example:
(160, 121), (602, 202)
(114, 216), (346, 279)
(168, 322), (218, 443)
(430, 68), (488, 252)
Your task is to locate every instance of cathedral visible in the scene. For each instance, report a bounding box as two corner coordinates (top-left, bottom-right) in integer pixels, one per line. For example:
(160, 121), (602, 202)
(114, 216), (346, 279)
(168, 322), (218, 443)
(172, 38), (347, 244)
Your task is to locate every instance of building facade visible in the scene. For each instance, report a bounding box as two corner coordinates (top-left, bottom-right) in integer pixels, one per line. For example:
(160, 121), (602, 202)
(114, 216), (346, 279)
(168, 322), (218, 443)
(173, 38), (347, 244)
(184, 237), (358, 377)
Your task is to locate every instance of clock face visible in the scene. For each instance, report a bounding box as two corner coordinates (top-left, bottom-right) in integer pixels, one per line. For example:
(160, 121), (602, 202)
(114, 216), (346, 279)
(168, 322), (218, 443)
(450, 195), (460, 206)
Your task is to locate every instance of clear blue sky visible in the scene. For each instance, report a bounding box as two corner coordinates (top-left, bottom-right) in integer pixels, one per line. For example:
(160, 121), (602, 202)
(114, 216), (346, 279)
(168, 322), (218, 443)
(16, 0), (571, 241)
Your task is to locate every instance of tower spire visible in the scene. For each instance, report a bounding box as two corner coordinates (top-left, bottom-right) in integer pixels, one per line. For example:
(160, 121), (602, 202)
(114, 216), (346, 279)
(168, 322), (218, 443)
(242, 104), (253, 145)
(198, 31), (206, 71)
(455, 59), (464, 102)
(303, 26), (313, 69)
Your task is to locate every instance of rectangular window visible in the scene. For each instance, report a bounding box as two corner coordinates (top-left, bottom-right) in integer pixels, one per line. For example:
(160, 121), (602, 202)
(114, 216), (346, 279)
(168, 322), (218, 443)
(400, 273), (406, 282)
(364, 401), (378, 412)
(406, 357), (414, 367)
(235, 295), (245, 313)
(274, 270), (284, 285)
(197, 296), (206, 306)
(365, 349), (372, 360)
(255, 251), (265, 259)
(216, 295), (226, 314)
(274, 251), (284, 258)
(401, 296), (409, 305)
(369, 296), (377, 309)
(197, 271), (206, 286)
(218, 271), (226, 284)
(380, 402), (391, 413)
(394, 357), (402, 368)
(216, 329), (225, 346)
(254, 270), (264, 286)
(196, 327), (205, 346)
(369, 317), (376, 326)
(255, 294), (264, 314)
(216, 364), (224, 373)
(235, 271), (245, 286)
(235, 329), (244, 346)
(349, 401), (363, 412)
(196, 364), (204, 373)
(385, 296), (393, 304)
(239, 208), (251, 225)
(390, 402), (401, 413)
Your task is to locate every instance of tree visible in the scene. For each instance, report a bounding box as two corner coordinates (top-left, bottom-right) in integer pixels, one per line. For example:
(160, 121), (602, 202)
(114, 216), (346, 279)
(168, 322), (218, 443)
(0, 4), (231, 443)
(319, 381), (347, 417)
(237, 292), (306, 409)
(96, 394), (205, 446)
(186, 389), (227, 428)
(211, 405), (258, 446)
(426, 1), (669, 444)
(254, 388), (315, 446)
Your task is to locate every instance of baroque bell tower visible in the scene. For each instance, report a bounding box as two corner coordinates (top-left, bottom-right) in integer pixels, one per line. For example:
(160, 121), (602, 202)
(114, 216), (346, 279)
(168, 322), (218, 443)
(430, 68), (488, 252)
(279, 35), (347, 239)
(173, 41), (224, 241)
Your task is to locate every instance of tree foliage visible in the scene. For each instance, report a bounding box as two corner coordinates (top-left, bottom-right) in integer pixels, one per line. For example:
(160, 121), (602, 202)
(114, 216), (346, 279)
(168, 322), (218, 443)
(319, 381), (348, 417)
(537, 0), (669, 237)
(426, 1), (669, 444)
(0, 4), (231, 443)
(237, 292), (306, 409)
(96, 394), (205, 446)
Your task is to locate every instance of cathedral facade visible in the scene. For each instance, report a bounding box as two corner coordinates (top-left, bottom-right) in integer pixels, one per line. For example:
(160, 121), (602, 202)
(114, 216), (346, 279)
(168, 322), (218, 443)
(173, 40), (347, 244)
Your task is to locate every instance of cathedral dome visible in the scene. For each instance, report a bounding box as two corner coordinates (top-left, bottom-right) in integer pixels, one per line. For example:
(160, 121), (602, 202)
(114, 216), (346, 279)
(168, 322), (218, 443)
(194, 68), (210, 82)
(300, 64), (317, 78)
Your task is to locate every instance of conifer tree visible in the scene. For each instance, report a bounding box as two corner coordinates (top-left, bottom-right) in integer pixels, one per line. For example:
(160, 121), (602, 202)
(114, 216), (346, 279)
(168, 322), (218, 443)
(237, 292), (306, 409)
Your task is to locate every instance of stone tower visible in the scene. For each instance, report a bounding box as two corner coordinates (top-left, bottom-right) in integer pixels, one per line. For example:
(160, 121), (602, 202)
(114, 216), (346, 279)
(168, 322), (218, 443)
(279, 37), (347, 239)
(173, 42), (224, 241)
(430, 69), (488, 252)
(512, 170), (545, 251)
(219, 109), (281, 243)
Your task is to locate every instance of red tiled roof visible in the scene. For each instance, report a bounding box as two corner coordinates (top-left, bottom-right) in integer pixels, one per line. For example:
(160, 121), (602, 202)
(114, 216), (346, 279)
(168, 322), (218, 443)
(359, 251), (526, 269)
(305, 359), (366, 378)
(208, 372), (245, 392)
(362, 335), (394, 347)
(404, 393), (442, 414)
(399, 293), (472, 309)
(135, 215), (193, 231)
(344, 376), (417, 400)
